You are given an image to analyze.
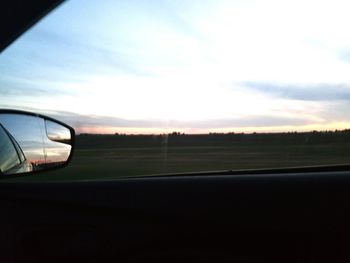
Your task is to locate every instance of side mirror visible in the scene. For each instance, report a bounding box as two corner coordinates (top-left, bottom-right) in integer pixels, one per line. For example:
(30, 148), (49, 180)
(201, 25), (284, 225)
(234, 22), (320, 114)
(0, 110), (75, 176)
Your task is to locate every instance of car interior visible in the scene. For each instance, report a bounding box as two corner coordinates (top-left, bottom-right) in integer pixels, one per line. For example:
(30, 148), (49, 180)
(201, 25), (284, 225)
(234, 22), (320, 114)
(2, 1), (350, 262)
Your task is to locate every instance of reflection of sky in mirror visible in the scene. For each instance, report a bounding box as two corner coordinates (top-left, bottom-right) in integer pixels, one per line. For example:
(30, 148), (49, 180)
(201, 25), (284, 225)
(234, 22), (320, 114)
(2, 0), (350, 133)
(45, 119), (71, 142)
(44, 142), (71, 163)
(0, 114), (71, 164)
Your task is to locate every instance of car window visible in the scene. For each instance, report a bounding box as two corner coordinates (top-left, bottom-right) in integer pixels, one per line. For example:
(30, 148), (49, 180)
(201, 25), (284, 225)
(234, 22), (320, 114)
(9, 133), (26, 163)
(1, 0), (350, 180)
(0, 125), (20, 173)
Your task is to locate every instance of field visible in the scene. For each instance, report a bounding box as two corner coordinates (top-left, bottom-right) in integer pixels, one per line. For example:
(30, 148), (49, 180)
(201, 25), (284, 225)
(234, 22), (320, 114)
(8, 131), (350, 181)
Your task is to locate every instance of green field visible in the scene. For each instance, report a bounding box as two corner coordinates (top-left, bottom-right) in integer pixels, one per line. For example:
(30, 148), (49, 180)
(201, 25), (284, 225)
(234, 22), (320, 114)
(7, 132), (350, 181)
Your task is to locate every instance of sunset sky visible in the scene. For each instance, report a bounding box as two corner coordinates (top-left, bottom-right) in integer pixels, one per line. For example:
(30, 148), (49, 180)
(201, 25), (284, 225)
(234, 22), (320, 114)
(2, 0), (350, 134)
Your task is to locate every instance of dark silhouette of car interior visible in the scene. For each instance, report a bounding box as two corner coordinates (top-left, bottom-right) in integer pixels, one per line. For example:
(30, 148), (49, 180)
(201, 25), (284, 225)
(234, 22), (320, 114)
(2, 1), (350, 262)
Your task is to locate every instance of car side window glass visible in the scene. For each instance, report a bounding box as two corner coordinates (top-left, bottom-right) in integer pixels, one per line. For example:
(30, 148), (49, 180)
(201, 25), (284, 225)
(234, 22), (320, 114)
(10, 134), (26, 163)
(0, 125), (20, 173)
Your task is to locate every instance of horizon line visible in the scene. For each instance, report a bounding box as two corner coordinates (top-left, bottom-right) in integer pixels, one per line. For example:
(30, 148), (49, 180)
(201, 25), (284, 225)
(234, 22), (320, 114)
(76, 128), (350, 136)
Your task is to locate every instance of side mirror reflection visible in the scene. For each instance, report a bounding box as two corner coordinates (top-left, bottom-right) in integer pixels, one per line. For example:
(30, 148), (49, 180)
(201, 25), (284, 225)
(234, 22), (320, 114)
(0, 111), (75, 176)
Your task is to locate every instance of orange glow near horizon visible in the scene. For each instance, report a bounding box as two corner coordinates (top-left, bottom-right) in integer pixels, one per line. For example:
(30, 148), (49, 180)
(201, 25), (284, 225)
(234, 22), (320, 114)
(75, 122), (350, 135)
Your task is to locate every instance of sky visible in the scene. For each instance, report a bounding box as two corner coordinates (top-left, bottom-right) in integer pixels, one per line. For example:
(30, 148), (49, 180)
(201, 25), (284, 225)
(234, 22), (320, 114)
(2, 0), (350, 134)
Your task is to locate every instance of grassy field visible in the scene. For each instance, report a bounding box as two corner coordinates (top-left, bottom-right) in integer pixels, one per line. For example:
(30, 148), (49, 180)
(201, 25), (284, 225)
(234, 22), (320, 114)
(7, 131), (350, 181)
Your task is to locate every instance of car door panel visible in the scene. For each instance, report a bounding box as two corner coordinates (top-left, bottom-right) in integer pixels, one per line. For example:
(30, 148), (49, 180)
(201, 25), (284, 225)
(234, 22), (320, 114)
(1, 172), (350, 262)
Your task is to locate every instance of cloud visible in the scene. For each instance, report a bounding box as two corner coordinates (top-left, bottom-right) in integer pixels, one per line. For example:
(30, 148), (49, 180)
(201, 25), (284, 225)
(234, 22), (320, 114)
(0, 77), (75, 97)
(0, 27), (151, 85)
(338, 50), (350, 64)
(241, 82), (350, 101)
(315, 101), (350, 122)
(4, 103), (348, 134)
(40, 109), (314, 131)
